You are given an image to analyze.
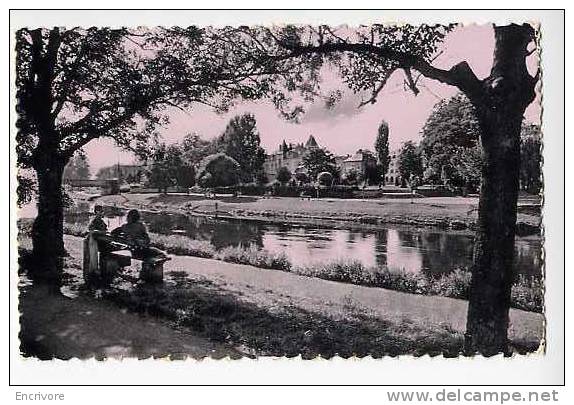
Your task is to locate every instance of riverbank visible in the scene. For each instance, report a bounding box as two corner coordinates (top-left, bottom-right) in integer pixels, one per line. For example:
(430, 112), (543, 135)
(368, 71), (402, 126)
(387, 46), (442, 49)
(95, 193), (541, 235)
(57, 221), (543, 312)
(19, 235), (544, 357)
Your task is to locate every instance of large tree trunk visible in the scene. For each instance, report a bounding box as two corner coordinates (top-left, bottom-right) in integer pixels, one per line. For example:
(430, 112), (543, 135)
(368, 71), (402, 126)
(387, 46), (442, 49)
(465, 109), (523, 355)
(30, 156), (67, 282)
(464, 24), (537, 355)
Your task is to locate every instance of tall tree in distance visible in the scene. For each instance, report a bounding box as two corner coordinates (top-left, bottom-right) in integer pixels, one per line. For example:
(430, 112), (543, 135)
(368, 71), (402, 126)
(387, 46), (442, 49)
(218, 113), (266, 182)
(375, 121), (390, 185)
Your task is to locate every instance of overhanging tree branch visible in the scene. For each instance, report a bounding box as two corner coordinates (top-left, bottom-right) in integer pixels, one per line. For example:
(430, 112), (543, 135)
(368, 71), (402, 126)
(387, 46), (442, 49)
(276, 41), (484, 101)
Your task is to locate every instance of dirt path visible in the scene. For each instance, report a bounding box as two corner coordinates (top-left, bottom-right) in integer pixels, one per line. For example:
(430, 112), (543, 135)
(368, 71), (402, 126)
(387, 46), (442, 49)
(19, 283), (240, 360)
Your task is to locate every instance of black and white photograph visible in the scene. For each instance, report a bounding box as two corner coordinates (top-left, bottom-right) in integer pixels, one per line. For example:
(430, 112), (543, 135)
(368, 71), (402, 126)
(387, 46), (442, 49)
(8, 7), (565, 390)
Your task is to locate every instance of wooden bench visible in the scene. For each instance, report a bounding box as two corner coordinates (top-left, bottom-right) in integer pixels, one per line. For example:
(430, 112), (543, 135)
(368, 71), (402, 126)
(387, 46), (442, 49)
(83, 233), (170, 284)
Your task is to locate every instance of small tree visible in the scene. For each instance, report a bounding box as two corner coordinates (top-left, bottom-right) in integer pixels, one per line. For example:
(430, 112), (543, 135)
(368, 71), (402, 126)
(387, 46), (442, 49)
(375, 121), (390, 185)
(398, 142), (424, 188)
(147, 144), (190, 193)
(276, 166), (292, 185)
(175, 164), (196, 191)
(196, 153), (241, 188)
(302, 148), (339, 180)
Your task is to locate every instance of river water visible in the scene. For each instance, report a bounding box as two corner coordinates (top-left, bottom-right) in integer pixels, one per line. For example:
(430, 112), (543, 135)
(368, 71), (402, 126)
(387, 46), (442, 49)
(60, 205), (542, 277)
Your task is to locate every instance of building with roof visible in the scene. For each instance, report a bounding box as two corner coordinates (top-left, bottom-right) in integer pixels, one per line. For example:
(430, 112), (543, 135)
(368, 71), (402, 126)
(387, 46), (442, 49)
(263, 135), (320, 181)
(340, 149), (378, 180)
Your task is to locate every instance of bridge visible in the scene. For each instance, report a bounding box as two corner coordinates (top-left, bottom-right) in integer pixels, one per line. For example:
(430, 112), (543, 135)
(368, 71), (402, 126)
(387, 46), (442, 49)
(65, 178), (120, 195)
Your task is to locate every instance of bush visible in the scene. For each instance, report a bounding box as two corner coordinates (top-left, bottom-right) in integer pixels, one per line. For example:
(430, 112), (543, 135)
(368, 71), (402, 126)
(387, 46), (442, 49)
(150, 233), (216, 258)
(196, 153), (241, 188)
(511, 275), (544, 313)
(63, 222), (87, 237)
(293, 261), (542, 313)
(216, 244), (291, 270)
(276, 166), (292, 185)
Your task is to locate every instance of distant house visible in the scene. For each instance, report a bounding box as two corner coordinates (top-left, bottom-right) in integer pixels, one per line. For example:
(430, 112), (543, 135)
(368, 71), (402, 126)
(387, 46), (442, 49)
(263, 135), (320, 181)
(384, 150), (402, 186)
(340, 149), (378, 179)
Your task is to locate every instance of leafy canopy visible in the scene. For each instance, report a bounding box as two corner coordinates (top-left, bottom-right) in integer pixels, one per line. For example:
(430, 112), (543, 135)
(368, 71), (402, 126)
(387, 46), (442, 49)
(196, 153), (241, 188)
(218, 113), (266, 182)
(420, 93), (482, 190)
(302, 148), (339, 180)
(398, 141), (424, 187)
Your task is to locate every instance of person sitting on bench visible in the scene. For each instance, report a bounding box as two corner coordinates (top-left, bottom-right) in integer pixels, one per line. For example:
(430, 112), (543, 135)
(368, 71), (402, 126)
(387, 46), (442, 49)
(111, 209), (167, 261)
(87, 205), (117, 254)
(88, 205), (108, 233)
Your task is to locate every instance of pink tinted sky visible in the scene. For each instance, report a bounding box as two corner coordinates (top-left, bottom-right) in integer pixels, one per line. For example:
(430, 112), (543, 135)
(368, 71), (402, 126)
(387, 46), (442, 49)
(84, 24), (541, 171)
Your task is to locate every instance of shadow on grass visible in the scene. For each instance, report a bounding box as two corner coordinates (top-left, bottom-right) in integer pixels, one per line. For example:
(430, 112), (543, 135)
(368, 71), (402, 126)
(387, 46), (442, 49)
(102, 270), (471, 358)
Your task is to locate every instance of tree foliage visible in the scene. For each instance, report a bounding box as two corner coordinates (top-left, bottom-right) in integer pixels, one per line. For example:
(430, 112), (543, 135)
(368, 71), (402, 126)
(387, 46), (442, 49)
(342, 168), (363, 186)
(180, 133), (219, 167)
(15, 26), (312, 198)
(276, 166), (292, 185)
(302, 148), (338, 180)
(375, 121), (390, 182)
(421, 93), (541, 194)
(218, 113), (266, 182)
(398, 141), (424, 187)
(294, 171), (309, 184)
(147, 144), (195, 192)
(196, 153), (241, 188)
(317, 171), (334, 186)
(520, 123), (542, 194)
(420, 93), (482, 191)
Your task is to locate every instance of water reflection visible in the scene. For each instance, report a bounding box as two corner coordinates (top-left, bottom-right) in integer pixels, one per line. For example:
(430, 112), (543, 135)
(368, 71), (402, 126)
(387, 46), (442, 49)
(64, 208), (542, 277)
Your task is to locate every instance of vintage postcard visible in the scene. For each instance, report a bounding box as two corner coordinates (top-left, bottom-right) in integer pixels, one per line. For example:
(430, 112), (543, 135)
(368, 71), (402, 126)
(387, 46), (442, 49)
(9, 8), (565, 386)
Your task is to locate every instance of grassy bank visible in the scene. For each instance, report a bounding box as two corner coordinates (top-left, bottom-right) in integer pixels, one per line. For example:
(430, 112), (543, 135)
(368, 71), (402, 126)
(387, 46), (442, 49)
(59, 221), (543, 313)
(96, 193), (541, 235)
(294, 259), (543, 313)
